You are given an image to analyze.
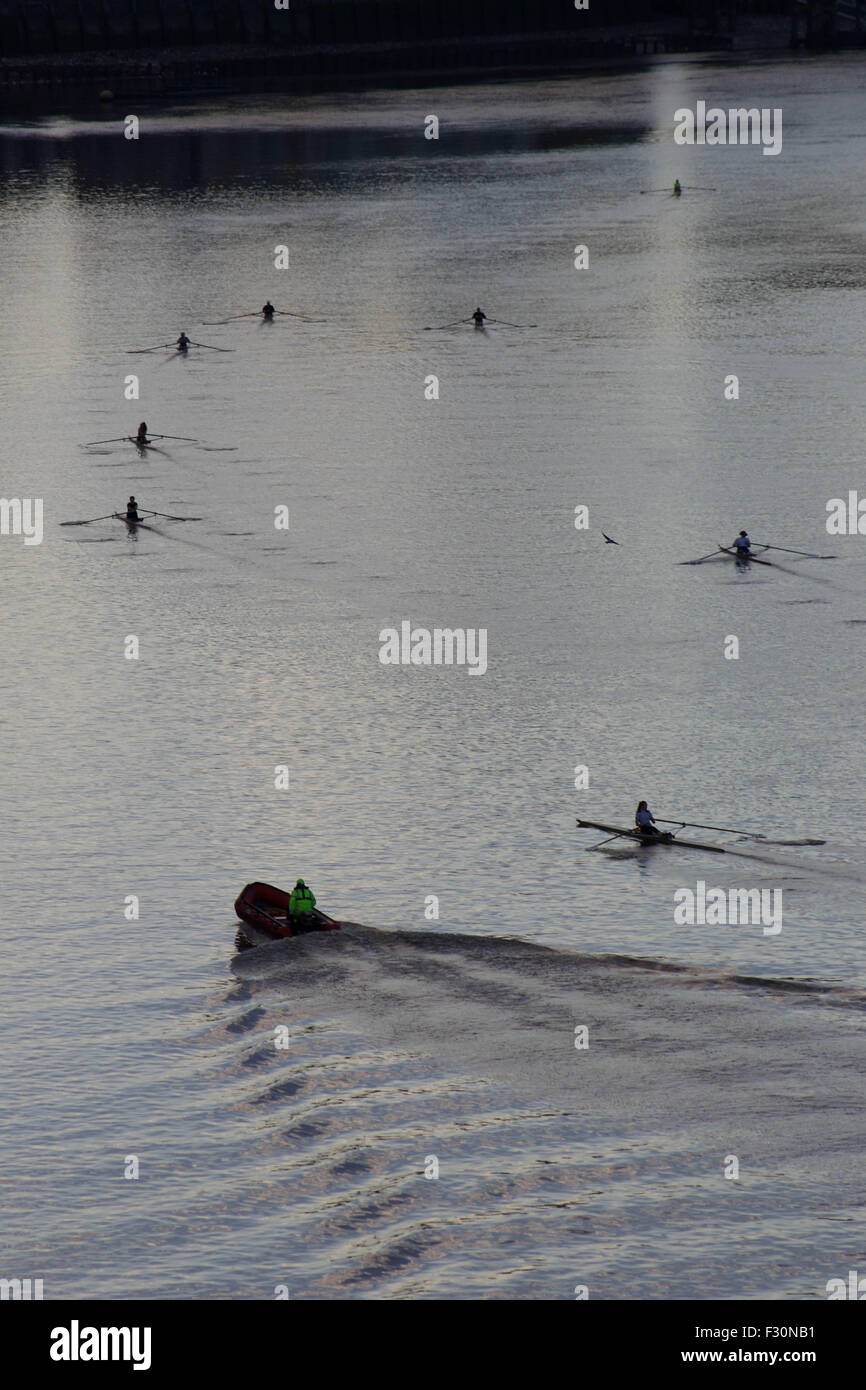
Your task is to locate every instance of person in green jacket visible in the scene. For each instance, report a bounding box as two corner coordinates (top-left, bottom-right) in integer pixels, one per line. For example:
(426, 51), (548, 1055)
(288, 878), (316, 931)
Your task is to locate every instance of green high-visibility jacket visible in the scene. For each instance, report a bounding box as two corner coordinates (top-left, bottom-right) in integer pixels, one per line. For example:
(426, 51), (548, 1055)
(289, 884), (316, 914)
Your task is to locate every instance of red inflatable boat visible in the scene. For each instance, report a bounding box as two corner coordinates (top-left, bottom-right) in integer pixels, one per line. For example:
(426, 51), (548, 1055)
(234, 882), (341, 941)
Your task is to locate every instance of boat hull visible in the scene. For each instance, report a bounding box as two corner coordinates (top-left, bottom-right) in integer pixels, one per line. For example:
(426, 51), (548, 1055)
(234, 881), (341, 942)
(717, 545), (773, 567)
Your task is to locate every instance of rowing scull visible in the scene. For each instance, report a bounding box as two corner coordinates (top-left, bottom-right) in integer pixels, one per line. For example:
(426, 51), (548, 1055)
(577, 819), (728, 852)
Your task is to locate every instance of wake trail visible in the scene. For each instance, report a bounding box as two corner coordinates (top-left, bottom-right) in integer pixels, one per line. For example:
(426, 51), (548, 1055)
(722, 843), (866, 883)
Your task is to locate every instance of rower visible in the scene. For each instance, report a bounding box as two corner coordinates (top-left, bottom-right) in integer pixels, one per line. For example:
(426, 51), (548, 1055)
(471, 307), (487, 327)
(136, 422), (148, 445)
(126, 496), (139, 523)
(176, 332), (191, 351)
(733, 529), (752, 559)
(635, 801), (661, 836)
(288, 878), (316, 932)
(673, 179), (682, 197)
(262, 301), (275, 320)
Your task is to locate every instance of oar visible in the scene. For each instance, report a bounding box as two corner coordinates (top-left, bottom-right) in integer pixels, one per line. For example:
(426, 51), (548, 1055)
(275, 309), (323, 320)
(577, 818), (636, 849)
(682, 185), (717, 191)
(60, 512), (118, 526)
(126, 343), (174, 354)
(656, 817), (762, 838)
(677, 548), (726, 566)
(424, 318), (471, 331)
(486, 318), (537, 328)
(139, 510), (202, 521)
(190, 341), (234, 352)
(201, 312), (260, 325)
(149, 433), (200, 442)
(639, 188), (673, 195)
(751, 542), (836, 559)
(83, 435), (133, 446)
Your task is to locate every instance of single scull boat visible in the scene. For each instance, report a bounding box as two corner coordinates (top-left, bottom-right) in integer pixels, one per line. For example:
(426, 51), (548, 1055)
(577, 819), (728, 852)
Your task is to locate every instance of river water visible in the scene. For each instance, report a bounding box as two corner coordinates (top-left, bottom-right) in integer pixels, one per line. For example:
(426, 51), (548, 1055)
(1, 55), (865, 1300)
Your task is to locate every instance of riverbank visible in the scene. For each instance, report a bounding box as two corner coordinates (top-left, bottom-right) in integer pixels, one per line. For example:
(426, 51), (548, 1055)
(0, 11), (776, 113)
(6, 12), (860, 118)
(3, 1), (863, 115)
(0, 33), (727, 101)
